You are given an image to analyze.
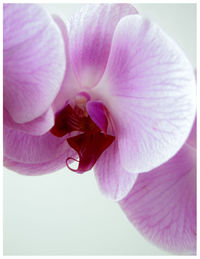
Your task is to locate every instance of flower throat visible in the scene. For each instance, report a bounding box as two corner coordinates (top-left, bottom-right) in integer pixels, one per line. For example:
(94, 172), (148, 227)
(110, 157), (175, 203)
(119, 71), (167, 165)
(50, 93), (115, 173)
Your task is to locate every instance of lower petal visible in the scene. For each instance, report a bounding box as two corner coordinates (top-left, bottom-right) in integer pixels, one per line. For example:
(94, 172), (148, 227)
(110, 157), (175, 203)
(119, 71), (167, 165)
(4, 107), (54, 136)
(3, 125), (74, 165)
(119, 143), (196, 254)
(95, 141), (137, 201)
(4, 152), (68, 175)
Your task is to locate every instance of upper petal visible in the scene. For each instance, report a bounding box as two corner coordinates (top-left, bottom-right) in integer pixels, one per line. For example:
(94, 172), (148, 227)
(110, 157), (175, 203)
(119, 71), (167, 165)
(3, 4), (66, 123)
(95, 15), (196, 173)
(119, 141), (196, 254)
(68, 4), (138, 88)
(51, 15), (80, 113)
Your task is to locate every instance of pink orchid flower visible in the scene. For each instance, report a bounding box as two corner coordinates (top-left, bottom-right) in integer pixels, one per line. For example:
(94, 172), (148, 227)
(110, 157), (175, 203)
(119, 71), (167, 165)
(3, 4), (196, 254)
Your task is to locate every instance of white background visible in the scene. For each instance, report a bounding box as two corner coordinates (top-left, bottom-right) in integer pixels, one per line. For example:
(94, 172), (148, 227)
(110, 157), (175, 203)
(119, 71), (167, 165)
(3, 3), (196, 256)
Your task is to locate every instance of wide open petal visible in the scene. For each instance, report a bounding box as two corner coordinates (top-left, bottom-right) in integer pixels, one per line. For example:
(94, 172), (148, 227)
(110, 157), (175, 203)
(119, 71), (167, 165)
(95, 15), (196, 173)
(3, 4), (66, 123)
(119, 141), (196, 254)
(68, 4), (137, 88)
(95, 141), (137, 201)
(4, 107), (54, 136)
(3, 125), (74, 166)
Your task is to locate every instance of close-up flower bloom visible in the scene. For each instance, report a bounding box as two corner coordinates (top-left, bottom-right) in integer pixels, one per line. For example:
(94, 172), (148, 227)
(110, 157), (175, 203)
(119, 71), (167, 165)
(3, 3), (196, 255)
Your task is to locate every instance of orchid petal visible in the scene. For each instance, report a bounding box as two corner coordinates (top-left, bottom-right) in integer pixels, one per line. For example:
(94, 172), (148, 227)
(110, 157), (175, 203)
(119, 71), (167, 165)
(3, 4), (66, 123)
(96, 15), (196, 173)
(186, 116), (196, 149)
(4, 107), (54, 136)
(51, 15), (80, 113)
(3, 125), (74, 166)
(69, 4), (138, 88)
(95, 141), (137, 201)
(4, 153), (68, 176)
(119, 140), (196, 253)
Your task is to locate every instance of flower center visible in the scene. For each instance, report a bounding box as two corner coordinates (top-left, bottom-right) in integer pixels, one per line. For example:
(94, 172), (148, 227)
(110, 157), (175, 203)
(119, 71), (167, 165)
(50, 93), (115, 173)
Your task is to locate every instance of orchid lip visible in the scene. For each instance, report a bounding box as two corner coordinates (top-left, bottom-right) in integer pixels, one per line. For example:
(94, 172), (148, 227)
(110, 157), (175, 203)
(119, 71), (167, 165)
(50, 93), (115, 173)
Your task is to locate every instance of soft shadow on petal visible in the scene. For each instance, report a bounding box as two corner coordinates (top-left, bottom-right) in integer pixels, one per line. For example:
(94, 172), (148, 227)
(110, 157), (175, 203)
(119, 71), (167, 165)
(3, 4), (66, 123)
(3, 125), (75, 166)
(4, 153), (68, 176)
(4, 107), (54, 136)
(95, 141), (137, 201)
(68, 4), (138, 88)
(52, 15), (80, 113)
(96, 15), (196, 173)
(119, 140), (196, 254)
